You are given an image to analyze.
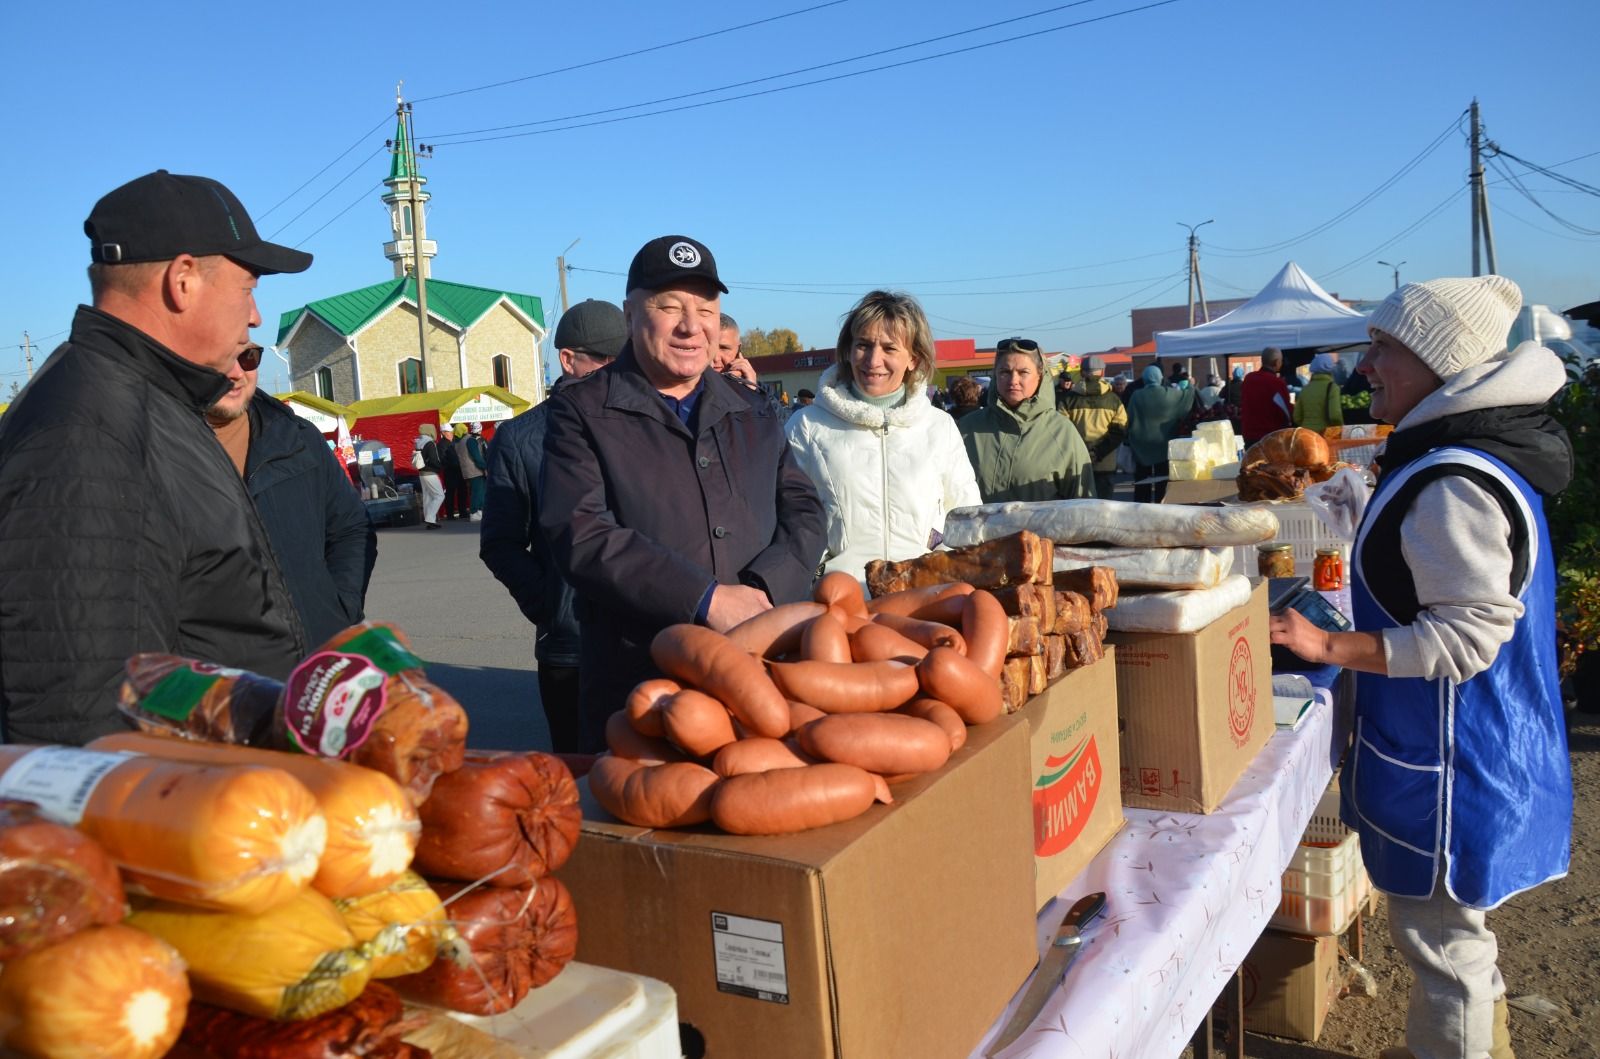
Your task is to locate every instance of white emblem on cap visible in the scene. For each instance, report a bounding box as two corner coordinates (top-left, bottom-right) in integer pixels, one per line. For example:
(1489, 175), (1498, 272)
(669, 241), (701, 268)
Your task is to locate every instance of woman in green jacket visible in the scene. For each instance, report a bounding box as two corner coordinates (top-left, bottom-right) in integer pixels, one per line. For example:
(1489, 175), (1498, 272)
(959, 338), (1094, 503)
(1292, 352), (1344, 434)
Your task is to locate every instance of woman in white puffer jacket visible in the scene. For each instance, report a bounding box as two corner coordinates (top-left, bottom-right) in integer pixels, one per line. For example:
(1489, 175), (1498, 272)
(785, 290), (981, 583)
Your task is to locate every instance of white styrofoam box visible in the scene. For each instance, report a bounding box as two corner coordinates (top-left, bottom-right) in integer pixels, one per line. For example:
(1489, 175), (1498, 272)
(450, 961), (682, 1058)
(1169, 459), (1211, 481)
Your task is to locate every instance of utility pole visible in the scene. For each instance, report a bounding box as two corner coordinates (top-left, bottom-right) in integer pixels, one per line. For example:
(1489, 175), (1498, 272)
(557, 238), (579, 315)
(1378, 260), (1406, 291)
(394, 92), (434, 390)
(21, 332), (32, 378)
(1467, 99), (1500, 276)
(1178, 220), (1214, 326)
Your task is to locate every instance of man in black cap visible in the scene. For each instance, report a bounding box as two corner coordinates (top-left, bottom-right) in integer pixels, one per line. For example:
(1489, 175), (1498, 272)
(480, 298), (627, 752)
(539, 237), (824, 751)
(0, 170), (314, 744)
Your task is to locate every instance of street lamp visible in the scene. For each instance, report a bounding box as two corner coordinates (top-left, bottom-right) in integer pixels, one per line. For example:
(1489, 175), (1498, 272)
(1377, 260), (1406, 292)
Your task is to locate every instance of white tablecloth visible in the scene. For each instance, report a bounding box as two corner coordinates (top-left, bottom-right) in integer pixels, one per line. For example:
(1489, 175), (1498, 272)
(973, 687), (1343, 1059)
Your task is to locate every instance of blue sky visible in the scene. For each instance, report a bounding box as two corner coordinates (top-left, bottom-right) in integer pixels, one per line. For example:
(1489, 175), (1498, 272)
(4, 0), (1597, 393)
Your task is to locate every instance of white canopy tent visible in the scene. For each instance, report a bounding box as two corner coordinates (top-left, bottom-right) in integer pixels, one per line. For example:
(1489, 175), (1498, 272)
(1154, 261), (1370, 360)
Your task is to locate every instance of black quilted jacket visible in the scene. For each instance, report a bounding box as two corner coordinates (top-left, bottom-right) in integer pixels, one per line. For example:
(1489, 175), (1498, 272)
(0, 306), (307, 745)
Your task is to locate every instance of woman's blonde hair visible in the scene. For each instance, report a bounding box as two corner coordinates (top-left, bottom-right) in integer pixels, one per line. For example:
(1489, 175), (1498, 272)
(834, 290), (936, 391)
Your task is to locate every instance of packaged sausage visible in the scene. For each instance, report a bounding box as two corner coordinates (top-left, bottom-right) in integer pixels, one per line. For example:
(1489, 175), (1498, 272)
(0, 798), (127, 961)
(90, 732), (421, 900)
(390, 875), (577, 1016)
(0, 746), (325, 913)
(175, 981), (420, 1059)
(413, 751), (580, 887)
(127, 888), (373, 1021)
(118, 622), (469, 805)
(333, 871), (459, 979)
(0, 923), (190, 1059)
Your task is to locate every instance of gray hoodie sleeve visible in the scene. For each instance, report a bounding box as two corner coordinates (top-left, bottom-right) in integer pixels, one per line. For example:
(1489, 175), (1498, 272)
(1381, 476), (1524, 683)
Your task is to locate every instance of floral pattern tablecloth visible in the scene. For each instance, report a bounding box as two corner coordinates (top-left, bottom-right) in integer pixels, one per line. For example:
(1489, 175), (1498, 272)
(973, 686), (1342, 1059)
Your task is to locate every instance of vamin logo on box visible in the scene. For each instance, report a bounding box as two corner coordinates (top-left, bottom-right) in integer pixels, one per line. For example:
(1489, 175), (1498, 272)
(1033, 735), (1102, 856)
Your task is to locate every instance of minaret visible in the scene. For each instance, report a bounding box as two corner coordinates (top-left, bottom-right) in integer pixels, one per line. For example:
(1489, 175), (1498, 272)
(382, 87), (436, 279)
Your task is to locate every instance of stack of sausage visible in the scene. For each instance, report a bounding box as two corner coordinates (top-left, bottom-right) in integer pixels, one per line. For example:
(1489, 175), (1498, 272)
(0, 624), (585, 1057)
(387, 750), (583, 1018)
(590, 571), (1017, 836)
(865, 531), (1119, 712)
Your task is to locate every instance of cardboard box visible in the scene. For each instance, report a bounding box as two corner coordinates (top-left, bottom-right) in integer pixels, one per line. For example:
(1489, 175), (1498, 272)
(1161, 479), (1239, 505)
(562, 717), (1037, 1059)
(1105, 579), (1274, 813)
(1241, 930), (1343, 1041)
(1018, 648), (1124, 908)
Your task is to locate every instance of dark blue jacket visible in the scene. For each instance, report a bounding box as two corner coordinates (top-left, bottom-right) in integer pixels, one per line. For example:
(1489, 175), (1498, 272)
(480, 382), (580, 667)
(246, 392), (376, 648)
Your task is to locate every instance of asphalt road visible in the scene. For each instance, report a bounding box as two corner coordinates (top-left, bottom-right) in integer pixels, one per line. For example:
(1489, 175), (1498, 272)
(362, 516), (550, 753)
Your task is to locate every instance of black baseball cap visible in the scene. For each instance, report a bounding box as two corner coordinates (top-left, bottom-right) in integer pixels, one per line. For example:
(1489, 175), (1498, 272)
(625, 235), (728, 296)
(84, 170), (313, 275)
(554, 299), (627, 357)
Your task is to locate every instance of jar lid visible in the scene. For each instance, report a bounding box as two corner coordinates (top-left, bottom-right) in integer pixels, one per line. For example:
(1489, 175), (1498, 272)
(1315, 547), (1342, 557)
(1258, 543), (1294, 554)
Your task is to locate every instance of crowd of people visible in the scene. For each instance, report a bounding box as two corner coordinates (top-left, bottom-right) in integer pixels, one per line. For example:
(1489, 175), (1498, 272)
(0, 171), (1573, 1059)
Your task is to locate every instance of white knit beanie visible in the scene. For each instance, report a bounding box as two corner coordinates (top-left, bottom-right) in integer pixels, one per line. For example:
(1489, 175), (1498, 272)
(1366, 275), (1521, 379)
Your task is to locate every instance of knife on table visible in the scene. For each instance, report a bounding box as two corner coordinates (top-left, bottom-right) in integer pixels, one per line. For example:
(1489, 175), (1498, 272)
(984, 891), (1107, 1057)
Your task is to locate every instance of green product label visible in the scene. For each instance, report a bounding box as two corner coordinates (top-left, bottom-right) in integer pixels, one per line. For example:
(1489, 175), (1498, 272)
(332, 626), (425, 676)
(138, 663), (242, 722)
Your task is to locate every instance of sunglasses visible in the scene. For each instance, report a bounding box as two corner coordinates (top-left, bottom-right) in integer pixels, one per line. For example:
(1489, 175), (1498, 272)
(238, 345), (263, 371)
(996, 338), (1040, 355)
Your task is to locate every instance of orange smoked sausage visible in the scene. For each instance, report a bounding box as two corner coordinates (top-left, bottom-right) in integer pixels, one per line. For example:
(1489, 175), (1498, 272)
(897, 697), (968, 752)
(800, 612), (853, 664)
(848, 622), (929, 664)
(961, 590), (1008, 680)
(710, 764), (877, 835)
(711, 737), (815, 778)
(796, 713), (952, 776)
(814, 571), (868, 617)
(916, 647), (1004, 726)
(625, 679), (679, 739)
(871, 612), (967, 653)
(587, 756), (719, 828)
(605, 711), (686, 763)
(660, 690), (738, 758)
(767, 659), (920, 714)
(650, 625), (790, 738)
(866, 581), (974, 618)
(787, 700), (827, 731)
(725, 602), (826, 659)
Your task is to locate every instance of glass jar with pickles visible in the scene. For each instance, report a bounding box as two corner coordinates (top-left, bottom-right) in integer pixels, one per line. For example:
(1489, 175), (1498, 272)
(1257, 542), (1296, 579)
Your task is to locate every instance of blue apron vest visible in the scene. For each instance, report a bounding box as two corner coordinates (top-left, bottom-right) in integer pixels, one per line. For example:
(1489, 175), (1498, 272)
(1342, 446), (1570, 910)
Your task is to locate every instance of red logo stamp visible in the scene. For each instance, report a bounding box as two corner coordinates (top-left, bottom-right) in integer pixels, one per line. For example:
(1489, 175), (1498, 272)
(1227, 636), (1256, 747)
(1032, 736), (1102, 856)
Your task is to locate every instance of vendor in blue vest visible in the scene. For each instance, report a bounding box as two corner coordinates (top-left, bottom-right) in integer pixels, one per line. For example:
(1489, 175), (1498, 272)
(1270, 275), (1571, 1059)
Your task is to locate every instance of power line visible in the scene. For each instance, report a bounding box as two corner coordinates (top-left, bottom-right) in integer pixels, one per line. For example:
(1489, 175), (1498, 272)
(1492, 198), (1600, 243)
(1490, 146), (1600, 199)
(267, 145), (388, 241)
(412, 1), (854, 104)
(1206, 112), (1466, 257)
(292, 182), (387, 249)
(1320, 186), (1467, 281)
(1486, 155), (1600, 236)
(428, 0), (1109, 142)
(256, 113), (394, 221)
(429, 0), (1188, 147)
(924, 269), (1188, 333)
(567, 265), (1178, 298)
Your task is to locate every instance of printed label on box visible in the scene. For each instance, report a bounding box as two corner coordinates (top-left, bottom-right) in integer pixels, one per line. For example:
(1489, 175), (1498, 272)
(712, 912), (789, 1004)
(1033, 734), (1102, 856)
(1227, 634), (1258, 748)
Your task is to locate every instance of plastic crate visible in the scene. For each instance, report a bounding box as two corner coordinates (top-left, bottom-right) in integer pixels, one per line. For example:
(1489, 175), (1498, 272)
(1269, 782), (1370, 935)
(1227, 498), (1349, 578)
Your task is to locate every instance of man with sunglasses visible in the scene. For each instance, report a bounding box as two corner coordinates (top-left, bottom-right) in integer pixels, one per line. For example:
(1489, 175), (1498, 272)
(481, 299), (626, 751)
(204, 343), (376, 648)
(0, 170), (313, 744)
